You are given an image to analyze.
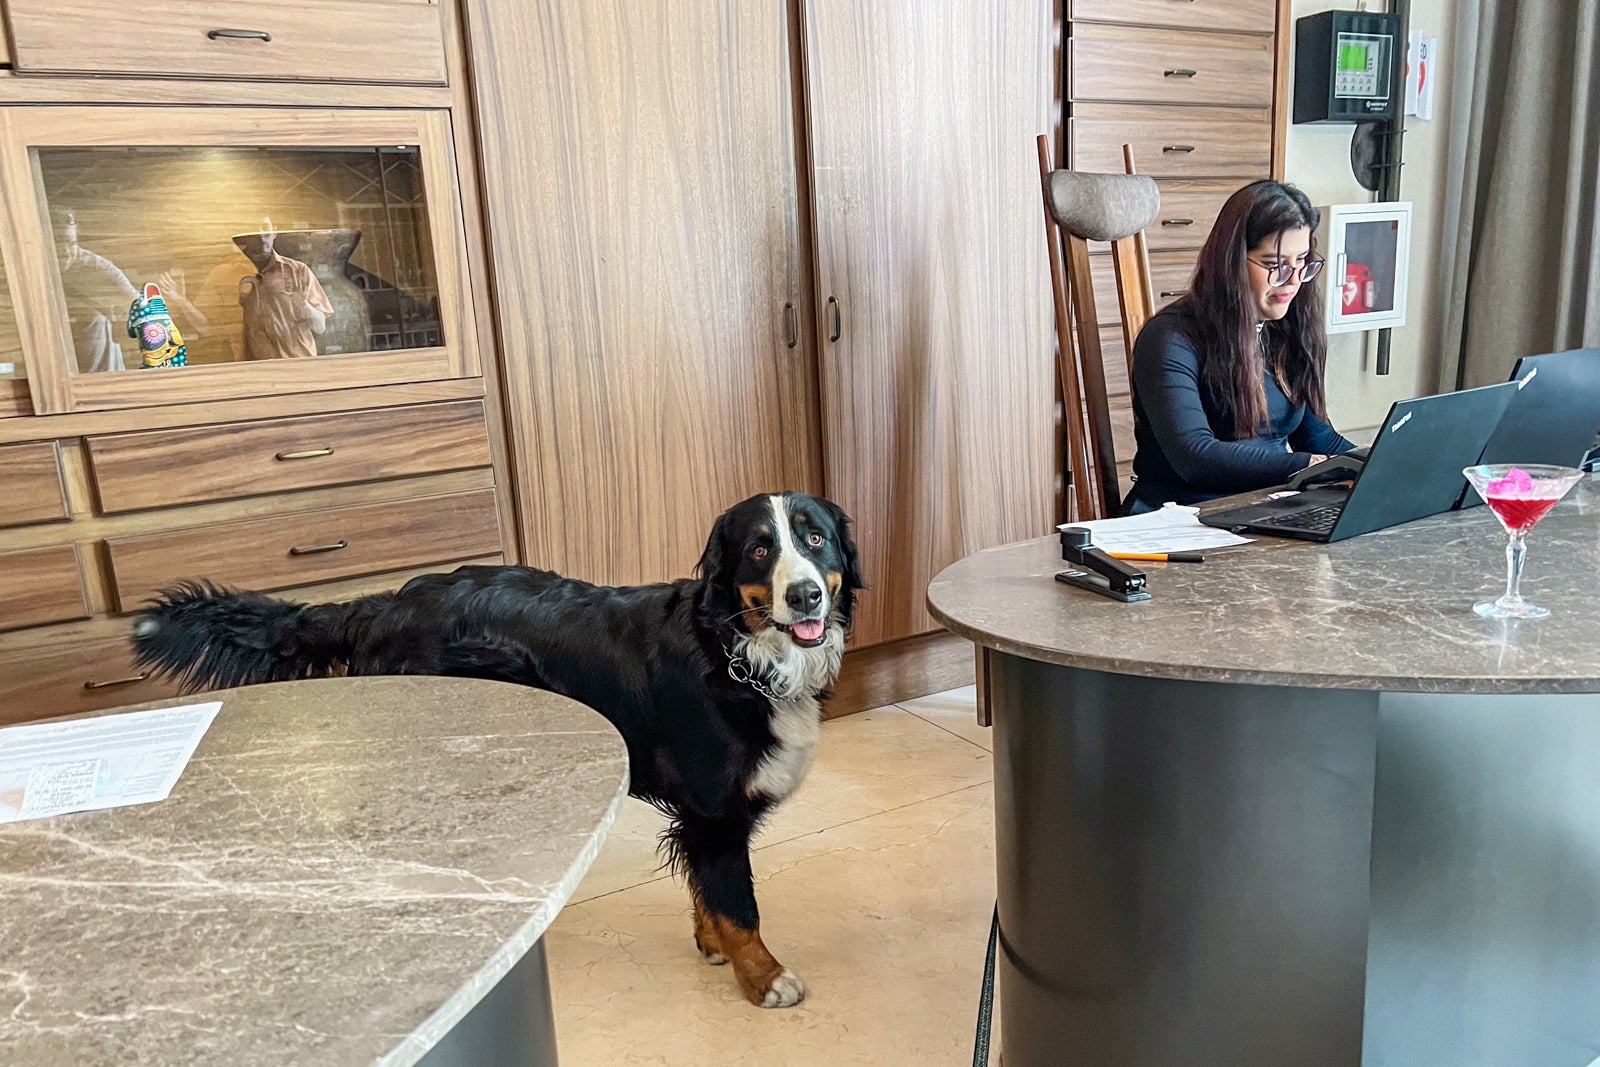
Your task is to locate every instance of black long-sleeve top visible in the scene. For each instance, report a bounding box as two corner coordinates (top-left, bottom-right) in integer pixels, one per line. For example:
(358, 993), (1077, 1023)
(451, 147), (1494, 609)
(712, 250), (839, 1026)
(1124, 307), (1355, 513)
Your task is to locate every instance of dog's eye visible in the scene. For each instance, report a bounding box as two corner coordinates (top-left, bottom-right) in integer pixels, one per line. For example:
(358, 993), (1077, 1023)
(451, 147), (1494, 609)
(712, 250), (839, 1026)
(752, 546), (768, 560)
(807, 532), (824, 547)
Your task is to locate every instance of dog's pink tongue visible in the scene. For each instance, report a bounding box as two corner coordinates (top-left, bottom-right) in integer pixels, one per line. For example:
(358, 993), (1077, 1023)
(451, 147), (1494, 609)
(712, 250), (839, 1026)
(792, 618), (826, 642)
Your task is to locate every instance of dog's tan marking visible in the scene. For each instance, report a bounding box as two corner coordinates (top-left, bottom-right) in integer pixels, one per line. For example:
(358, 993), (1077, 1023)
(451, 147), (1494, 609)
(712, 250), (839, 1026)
(709, 916), (805, 1008)
(738, 583), (773, 631)
(825, 570), (842, 598)
(692, 892), (727, 965)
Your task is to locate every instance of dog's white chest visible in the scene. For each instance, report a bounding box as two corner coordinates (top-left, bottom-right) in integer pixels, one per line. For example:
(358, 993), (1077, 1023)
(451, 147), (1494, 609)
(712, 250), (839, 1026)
(747, 695), (822, 801)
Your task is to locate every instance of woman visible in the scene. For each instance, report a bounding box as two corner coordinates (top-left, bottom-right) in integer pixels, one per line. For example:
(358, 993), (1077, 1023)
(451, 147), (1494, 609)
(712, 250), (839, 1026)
(1123, 180), (1356, 514)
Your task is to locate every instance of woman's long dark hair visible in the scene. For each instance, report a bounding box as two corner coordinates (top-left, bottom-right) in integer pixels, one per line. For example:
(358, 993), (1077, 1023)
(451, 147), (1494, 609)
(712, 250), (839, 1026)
(1178, 180), (1328, 439)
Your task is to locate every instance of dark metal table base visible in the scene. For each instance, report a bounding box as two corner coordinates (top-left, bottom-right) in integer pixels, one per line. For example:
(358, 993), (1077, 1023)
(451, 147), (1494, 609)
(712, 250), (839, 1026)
(989, 654), (1600, 1067)
(416, 938), (559, 1066)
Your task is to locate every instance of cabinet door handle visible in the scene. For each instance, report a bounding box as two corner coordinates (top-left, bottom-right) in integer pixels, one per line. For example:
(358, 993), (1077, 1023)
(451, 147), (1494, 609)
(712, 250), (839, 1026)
(275, 447), (334, 461)
(1159, 289), (1187, 298)
(208, 28), (272, 42)
(1162, 145), (1197, 154)
(289, 539), (348, 556)
(1161, 218), (1195, 227)
(826, 296), (841, 343)
(784, 303), (798, 349)
(1163, 69), (1198, 78)
(84, 673), (150, 690)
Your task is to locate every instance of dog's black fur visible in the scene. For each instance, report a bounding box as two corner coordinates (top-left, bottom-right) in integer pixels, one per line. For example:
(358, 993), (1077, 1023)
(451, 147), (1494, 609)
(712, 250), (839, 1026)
(131, 491), (862, 1008)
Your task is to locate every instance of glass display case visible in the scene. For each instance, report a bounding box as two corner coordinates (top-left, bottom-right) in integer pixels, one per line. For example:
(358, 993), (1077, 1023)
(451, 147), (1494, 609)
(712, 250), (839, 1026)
(1323, 201), (1412, 335)
(0, 108), (479, 414)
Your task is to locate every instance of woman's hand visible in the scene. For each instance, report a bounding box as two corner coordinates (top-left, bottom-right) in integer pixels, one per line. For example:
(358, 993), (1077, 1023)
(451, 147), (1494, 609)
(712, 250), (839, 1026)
(1303, 454), (1328, 470)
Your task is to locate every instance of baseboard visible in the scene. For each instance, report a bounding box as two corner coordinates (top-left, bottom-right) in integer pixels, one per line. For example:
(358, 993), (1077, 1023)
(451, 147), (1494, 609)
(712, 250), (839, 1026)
(824, 629), (975, 719)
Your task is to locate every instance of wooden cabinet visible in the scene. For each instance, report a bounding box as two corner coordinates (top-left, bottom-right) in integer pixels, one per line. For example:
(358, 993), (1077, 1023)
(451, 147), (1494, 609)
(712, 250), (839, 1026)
(464, 0), (818, 586)
(5, 0), (448, 84)
(0, 1), (516, 726)
(805, 0), (1058, 645)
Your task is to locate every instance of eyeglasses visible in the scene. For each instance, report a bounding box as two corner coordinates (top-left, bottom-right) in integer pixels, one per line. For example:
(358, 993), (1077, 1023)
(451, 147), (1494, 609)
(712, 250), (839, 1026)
(1247, 258), (1324, 287)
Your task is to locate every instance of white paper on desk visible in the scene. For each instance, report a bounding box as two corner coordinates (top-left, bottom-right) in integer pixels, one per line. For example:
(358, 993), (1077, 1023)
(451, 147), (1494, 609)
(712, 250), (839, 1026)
(1059, 502), (1253, 553)
(0, 702), (221, 823)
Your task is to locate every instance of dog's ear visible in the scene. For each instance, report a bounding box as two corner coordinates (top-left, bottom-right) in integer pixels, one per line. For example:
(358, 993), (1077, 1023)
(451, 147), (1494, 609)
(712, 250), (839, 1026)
(820, 497), (865, 592)
(694, 508), (732, 586)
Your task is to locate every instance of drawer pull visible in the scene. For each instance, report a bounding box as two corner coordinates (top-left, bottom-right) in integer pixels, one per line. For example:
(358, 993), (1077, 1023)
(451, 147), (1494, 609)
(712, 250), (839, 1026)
(1163, 69), (1198, 78)
(208, 28), (273, 42)
(274, 447), (335, 461)
(84, 673), (150, 690)
(1161, 218), (1196, 227)
(1162, 145), (1197, 154)
(289, 539), (349, 556)
(1160, 290), (1187, 298)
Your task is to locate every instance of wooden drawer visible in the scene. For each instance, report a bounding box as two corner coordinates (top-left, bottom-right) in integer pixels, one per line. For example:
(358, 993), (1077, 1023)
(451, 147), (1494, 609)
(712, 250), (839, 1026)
(0, 545), (90, 633)
(1146, 180), (1242, 251)
(6, 0), (446, 85)
(1069, 0), (1278, 36)
(1, 442), (70, 528)
(87, 401), (493, 514)
(1070, 24), (1275, 108)
(1071, 105), (1272, 178)
(1089, 251), (1197, 325)
(0, 635), (183, 726)
(105, 489), (501, 610)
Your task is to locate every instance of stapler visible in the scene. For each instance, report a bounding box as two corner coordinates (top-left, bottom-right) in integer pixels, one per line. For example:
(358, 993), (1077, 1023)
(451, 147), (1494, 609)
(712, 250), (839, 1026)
(1056, 526), (1151, 602)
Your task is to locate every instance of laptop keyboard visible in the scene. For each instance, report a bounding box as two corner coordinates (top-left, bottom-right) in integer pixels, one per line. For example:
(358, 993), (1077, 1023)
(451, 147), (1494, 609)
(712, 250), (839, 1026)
(1269, 504), (1345, 533)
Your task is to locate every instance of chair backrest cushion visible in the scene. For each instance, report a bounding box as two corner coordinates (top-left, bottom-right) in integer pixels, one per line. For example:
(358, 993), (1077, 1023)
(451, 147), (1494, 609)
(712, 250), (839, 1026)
(1046, 171), (1161, 243)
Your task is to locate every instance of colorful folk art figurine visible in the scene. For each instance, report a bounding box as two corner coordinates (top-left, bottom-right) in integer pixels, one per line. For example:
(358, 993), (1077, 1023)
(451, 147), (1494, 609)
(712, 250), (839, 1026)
(127, 282), (187, 369)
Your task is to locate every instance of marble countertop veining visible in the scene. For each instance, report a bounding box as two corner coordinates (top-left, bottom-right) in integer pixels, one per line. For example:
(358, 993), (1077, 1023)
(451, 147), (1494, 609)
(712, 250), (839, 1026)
(928, 477), (1600, 694)
(0, 676), (629, 1066)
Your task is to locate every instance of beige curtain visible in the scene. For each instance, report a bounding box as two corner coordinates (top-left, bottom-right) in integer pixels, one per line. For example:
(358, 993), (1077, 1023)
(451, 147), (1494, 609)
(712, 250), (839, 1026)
(1437, 0), (1600, 390)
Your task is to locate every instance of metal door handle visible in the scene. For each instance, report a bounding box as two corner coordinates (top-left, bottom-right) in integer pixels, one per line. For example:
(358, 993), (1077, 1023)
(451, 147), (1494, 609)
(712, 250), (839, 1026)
(84, 673), (149, 690)
(1159, 290), (1186, 298)
(275, 447), (334, 461)
(289, 539), (348, 556)
(1162, 145), (1197, 154)
(784, 303), (798, 349)
(208, 28), (273, 41)
(1161, 218), (1195, 226)
(1163, 69), (1198, 78)
(826, 296), (841, 343)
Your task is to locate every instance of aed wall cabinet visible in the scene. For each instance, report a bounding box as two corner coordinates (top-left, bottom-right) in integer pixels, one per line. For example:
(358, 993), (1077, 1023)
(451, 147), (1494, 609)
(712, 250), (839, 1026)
(1294, 11), (1402, 123)
(1323, 201), (1413, 334)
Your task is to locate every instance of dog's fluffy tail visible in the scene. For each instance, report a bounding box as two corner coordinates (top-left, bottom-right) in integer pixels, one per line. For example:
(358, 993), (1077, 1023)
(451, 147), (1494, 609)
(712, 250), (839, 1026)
(131, 581), (392, 693)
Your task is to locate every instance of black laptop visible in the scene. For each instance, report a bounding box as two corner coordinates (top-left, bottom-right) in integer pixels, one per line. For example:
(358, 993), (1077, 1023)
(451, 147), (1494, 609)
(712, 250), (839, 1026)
(1456, 347), (1600, 508)
(1200, 380), (1519, 542)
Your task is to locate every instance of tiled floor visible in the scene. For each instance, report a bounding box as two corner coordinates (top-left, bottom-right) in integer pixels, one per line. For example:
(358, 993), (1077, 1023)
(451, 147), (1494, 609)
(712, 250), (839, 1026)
(545, 686), (1003, 1066)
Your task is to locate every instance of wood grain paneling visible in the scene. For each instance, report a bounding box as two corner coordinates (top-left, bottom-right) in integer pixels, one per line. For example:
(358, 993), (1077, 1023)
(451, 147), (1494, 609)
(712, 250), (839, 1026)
(7, 0), (446, 84)
(87, 400), (491, 513)
(0, 441), (69, 527)
(1091, 251), (1197, 324)
(824, 629), (976, 719)
(1070, 104), (1273, 177)
(1145, 179), (1243, 251)
(0, 634), (181, 725)
(1069, 24), (1275, 108)
(105, 488), (501, 609)
(0, 544), (88, 632)
(465, 0), (819, 586)
(1069, 0), (1277, 34)
(807, 0), (1059, 646)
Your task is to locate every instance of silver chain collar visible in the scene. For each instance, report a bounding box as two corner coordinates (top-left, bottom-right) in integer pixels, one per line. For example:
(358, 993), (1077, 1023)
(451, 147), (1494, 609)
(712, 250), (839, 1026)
(723, 644), (782, 700)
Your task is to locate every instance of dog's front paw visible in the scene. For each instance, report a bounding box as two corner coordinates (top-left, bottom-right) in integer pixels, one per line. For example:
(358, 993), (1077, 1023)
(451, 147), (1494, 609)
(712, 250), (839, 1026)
(759, 969), (806, 1009)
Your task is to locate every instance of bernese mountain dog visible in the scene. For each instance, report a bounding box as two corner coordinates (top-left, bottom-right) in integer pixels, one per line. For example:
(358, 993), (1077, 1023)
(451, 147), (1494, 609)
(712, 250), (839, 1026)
(130, 491), (862, 1009)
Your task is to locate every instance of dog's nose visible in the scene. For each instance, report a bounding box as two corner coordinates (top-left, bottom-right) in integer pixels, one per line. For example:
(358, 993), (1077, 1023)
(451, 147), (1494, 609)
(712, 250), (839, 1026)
(785, 580), (823, 615)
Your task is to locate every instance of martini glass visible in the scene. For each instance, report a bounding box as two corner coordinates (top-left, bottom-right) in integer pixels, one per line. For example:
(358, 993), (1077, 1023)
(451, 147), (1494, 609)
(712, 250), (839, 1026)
(1462, 463), (1583, 619)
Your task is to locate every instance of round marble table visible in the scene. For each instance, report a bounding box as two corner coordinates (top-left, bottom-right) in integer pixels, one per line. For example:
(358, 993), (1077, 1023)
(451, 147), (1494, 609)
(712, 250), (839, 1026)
(0, 676), (629, 1067)
(929, 479), (1600, 1067)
